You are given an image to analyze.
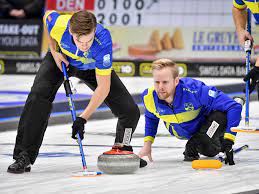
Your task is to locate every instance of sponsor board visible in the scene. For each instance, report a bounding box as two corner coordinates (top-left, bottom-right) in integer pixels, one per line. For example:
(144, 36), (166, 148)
(0, 60), (4, 74)
(0, 57), (248, 78)
(16, 62), (41, 73)
(0, 19), (43, 57)
(197, 64), (246, 77)
(139, 62), (187, 77)
(113, 61), (135, 76)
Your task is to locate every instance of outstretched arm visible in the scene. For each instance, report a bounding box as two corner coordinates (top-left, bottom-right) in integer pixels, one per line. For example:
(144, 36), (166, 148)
(232, 6), (253, 45)
(138, 140), (153, 162)
(79, 74), (111, 120)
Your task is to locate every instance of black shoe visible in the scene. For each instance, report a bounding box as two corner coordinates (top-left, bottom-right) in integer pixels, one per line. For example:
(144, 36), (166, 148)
(7, 154), (31, 174)
(183, 151), (200, 161)
(184, 137), (199, 161)
(139, 158), (147, 168)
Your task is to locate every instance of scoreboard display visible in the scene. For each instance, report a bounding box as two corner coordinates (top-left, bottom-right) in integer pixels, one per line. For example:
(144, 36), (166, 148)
(46, 0), (234, 27)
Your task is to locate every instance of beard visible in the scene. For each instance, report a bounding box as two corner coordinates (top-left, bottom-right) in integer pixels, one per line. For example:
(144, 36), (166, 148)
(157, 91), (171, 100)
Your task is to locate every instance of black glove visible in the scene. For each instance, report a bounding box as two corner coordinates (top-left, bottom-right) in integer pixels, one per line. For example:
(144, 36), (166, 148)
(243, 66), (259, 94)
(72, 117), (86, 140)
(222, 139), (235, 165)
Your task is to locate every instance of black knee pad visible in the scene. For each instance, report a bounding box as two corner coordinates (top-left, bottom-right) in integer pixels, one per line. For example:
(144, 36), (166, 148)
(199, 111), (227, 136)
(207, 111), (227, 127)
(195, 111), (227, 157)
(195, 135), (221, 157)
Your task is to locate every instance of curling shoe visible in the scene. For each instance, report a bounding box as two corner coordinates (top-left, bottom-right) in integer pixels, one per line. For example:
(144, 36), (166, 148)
(183, 151), (200, 161)
(7, 154), (31, 174)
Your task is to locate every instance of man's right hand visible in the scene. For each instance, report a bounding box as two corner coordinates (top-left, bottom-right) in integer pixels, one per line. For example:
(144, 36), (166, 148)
(52, 51), (69, 71)
(243, 66), (259, 93)
(238, 29), (254, 47)
(138, 141), (153, 162)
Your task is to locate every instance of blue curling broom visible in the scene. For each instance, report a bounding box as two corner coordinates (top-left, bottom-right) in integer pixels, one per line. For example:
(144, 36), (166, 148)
(231, 9), (259, 133)
(245, 8), (252, 127)
(61, 62), (102, 177)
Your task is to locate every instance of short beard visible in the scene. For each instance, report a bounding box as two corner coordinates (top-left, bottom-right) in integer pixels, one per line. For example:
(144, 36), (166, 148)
(157, 92), (171, 100)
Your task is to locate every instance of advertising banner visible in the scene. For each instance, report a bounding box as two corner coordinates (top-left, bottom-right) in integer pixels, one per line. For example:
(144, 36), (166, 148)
(0, 19), (43, 57)
(108, 26), (253, 60)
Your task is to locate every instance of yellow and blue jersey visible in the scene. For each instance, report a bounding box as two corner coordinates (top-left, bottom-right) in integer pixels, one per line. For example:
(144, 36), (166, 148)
(233, 0), (259, 23)
(143, 78), (242, 143)
(43, 11), (112, 75)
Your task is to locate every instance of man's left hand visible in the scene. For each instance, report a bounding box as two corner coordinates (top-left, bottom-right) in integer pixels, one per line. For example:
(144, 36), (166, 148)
(222, 139), (235, 165)
(72, 117), (87, 140)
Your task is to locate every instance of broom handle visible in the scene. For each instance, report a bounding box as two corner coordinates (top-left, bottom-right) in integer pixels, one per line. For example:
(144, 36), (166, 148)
(62, 62), (88, 171)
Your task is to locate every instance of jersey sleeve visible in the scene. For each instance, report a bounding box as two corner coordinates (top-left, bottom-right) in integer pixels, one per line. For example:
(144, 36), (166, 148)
(142, 89), (160, 143)
(233, 0), (246, 9)
(198, 84), (242, 142)
(43, 11), (60, 34)
(94, 28), (113, 76)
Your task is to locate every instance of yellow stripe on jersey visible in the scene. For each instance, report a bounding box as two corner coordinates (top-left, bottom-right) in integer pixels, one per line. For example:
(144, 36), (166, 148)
(246, 1), (259, 13)
(224, 133), (236, 141)
(233, 0), (247, 9)
(49, 14), (81, 59)
(96, 68), (112, 75)
(50, 14), (72, 43)
(60, 47), (81, 60)
(165, 122), (181, 139)
(171, 125), (181, 139)
(144, 136), (155, 143)
(144, 87), (202, 124)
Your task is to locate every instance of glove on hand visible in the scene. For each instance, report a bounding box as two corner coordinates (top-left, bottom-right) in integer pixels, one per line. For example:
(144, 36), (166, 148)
(222, 139), (235, 165)
(243, 66), (259, 93)
(72, 117), (86, 140)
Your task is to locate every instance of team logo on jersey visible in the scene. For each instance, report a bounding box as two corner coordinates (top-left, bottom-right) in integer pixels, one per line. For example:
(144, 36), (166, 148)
(208, 90), (218, 98)
(184, 102), (194, 111)
(77, 57), (95, 64)
(103, 54), (110, 67)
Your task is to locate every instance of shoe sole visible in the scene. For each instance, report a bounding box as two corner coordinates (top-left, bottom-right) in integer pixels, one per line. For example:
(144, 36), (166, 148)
(7, 166), (31, 174)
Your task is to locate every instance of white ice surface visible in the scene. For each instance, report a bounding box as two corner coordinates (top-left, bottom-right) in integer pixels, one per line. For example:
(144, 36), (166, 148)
(0, 106), (259, 194)
(0, 75), (258, 194)
(0, 75), (244, 95)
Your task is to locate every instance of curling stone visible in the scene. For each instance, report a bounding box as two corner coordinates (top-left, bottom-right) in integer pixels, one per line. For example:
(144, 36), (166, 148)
(97, 148), (140, 174)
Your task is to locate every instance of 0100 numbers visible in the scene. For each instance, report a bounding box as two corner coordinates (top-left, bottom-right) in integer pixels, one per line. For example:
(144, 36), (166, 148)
(95, 0), (145, 26)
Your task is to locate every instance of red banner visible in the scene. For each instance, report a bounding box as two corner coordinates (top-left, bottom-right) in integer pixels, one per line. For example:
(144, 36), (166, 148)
(46, 0), (94, 11)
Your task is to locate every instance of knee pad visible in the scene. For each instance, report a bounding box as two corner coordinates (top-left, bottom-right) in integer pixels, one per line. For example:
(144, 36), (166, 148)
(207, 111), (227, 127)
(200, 111), (227, 135)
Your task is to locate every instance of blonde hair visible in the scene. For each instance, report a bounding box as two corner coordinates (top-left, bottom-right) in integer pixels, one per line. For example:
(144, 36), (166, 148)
(152, 58), (179, 78)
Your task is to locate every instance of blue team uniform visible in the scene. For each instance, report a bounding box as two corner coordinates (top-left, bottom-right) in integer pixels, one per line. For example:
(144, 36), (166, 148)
(143, 78), (242, 143)
(233, 0), (259, 23)
(43, 11), (112, 75)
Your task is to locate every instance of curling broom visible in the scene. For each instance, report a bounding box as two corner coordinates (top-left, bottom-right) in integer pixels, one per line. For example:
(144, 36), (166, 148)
(192, 145), (249, 169)
(61, 62), (102, 177)
(231, 9), (258, 133)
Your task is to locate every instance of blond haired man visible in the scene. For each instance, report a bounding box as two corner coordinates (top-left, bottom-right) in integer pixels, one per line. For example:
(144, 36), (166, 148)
(139, 59), (243, 165)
